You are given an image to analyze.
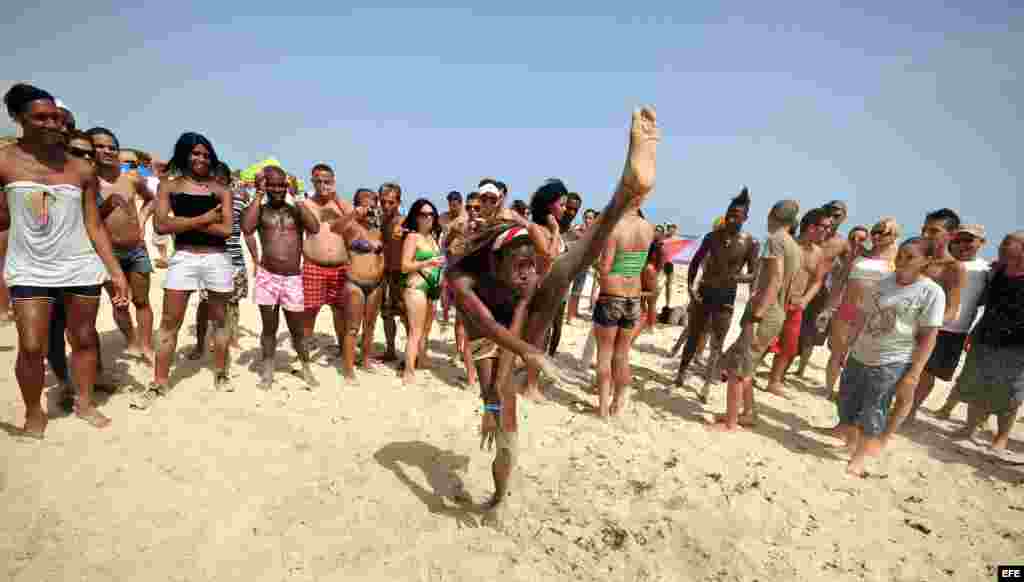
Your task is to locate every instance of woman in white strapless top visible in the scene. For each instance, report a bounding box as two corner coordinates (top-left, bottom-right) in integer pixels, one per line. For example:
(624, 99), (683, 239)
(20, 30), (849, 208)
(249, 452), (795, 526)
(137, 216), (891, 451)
(824, 217), (901, 398)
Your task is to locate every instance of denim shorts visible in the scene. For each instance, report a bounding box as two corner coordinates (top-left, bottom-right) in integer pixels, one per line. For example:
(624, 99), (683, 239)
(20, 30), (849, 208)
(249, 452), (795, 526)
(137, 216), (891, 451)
(114, 246), (154, 274)
(593, 295), (642, 329)
(837, 357), (910, 437)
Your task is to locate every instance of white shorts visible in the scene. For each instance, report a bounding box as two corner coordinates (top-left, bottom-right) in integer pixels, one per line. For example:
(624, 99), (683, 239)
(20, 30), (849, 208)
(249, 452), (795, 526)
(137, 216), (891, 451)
(150, 220), (171, 246)
(164, 250), (234, 293)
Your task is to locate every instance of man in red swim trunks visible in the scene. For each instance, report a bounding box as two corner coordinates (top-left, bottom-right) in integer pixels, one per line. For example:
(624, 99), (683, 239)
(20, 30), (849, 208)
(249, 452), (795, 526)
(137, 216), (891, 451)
(763, 207), (832, 397)
(300, 164), (353, 365)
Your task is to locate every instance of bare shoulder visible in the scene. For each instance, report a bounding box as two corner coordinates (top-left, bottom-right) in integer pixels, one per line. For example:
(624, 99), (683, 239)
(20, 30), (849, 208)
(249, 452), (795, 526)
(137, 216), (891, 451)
(0, 144), (18, 183)
(336, 198), (354, 213)
(69, 157), (96, 187)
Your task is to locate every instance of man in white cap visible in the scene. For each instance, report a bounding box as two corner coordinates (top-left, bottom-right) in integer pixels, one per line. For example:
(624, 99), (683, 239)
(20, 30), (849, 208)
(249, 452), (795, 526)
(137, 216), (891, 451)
(935, 224), (992, 419)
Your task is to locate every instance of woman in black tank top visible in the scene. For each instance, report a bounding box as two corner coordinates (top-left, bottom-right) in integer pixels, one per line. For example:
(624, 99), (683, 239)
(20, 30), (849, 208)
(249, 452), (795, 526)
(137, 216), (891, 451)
(135, 133), (236, 410)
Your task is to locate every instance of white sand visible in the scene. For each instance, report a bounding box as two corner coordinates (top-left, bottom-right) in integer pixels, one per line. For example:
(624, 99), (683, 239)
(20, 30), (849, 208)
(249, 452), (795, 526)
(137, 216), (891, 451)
(1, 266), (1022, 582)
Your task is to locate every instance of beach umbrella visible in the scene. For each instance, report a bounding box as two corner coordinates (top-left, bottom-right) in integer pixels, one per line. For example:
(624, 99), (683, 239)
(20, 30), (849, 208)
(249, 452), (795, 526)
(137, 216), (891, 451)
(662, 237), (701, 265)
(239, 157), (284, 182)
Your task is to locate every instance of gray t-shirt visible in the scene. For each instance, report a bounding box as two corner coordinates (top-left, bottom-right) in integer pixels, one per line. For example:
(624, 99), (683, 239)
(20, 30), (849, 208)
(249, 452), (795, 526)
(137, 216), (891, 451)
(852, 274), (945, 366)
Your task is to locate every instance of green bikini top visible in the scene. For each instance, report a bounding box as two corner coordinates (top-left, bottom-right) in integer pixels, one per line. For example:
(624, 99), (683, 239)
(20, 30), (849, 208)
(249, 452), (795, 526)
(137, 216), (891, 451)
(609, 249), (648, 278)
(414, 248), (440, 262)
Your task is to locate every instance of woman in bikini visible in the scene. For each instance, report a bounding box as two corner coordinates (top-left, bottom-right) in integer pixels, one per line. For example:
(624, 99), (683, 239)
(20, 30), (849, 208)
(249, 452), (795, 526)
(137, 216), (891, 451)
(338, 189), (385, 377)
(592, 199), (655, 417)
(823, 217), (900, 399)
(399, 198), (445, 383)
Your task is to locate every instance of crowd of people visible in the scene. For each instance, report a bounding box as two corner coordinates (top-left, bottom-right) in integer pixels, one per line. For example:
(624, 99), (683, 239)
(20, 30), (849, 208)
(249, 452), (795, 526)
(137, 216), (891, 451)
(1, 81), (1021, 516)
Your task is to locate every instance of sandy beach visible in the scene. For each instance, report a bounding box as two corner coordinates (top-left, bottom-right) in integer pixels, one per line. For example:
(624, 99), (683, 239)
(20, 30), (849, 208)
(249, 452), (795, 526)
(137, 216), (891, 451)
(2, 263), (1023, 582)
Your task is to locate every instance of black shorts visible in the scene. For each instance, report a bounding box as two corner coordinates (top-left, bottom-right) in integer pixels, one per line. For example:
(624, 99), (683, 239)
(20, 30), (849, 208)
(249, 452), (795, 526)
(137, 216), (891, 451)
(698, 285), (738, 308)
(593, 295), (642, 329)
(10, 284), (102, 303)
(925, 331), (968, 381)
(663, 262), (674, 275)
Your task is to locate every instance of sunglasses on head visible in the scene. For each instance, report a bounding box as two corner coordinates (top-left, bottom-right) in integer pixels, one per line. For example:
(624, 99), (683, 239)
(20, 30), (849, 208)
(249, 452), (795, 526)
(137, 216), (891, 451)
(68, 147), (92, 159)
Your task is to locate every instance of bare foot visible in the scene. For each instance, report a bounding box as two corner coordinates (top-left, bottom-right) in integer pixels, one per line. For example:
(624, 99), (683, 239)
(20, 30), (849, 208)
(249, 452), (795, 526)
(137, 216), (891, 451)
(523, 351), (564, 386)
(713, 412), (757, 427)
(74, 404), (111, 429)
(609, 398), (624, 416)
(402, 371), (416, 384)
(846, 457), (866, 477)
(522, 388), (547, 403)
(934, 406), (953, 420)
(673, 373), (685, 388)
(619, 106), (659, 203)
(706, 419), (744, 433)
(186, 344), (205, 361)
(763, 382), (789, 399)
(21, 409), (48, 439)
(259, 361), (274, 390)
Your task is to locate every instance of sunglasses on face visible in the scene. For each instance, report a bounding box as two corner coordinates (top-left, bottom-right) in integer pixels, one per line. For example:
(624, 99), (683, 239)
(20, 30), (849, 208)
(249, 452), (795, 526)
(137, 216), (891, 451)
(121, 160), (140, 169)
(68, 147), (93, 159)
(466, 205), (482, 212)
(419, 211), (435, 217)
(871, 229), (892, 237)
(480, 194), (500, 204)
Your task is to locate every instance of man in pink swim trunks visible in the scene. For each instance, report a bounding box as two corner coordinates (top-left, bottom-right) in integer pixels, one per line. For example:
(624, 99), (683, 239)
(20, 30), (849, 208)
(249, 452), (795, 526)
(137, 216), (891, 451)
(242, 166), (321, 390)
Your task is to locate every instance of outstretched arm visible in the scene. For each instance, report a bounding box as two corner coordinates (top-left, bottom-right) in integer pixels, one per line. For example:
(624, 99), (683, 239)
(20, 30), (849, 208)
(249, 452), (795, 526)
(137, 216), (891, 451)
(450, 272), (541, 362)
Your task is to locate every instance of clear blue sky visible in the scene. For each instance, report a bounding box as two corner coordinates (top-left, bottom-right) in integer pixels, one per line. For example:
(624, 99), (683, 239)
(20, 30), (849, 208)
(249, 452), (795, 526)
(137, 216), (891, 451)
(2, 1), (1020, 248)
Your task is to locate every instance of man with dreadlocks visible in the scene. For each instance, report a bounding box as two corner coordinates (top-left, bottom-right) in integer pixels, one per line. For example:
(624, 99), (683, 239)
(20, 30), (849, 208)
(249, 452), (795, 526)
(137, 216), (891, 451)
(672, 188), (759, 402)
(446, 107), (658, 522)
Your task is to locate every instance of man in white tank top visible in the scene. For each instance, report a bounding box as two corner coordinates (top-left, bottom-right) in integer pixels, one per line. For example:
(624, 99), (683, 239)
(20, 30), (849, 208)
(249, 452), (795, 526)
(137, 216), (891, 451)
(0, 83), (130, 438)
(935, 224), (991, 419)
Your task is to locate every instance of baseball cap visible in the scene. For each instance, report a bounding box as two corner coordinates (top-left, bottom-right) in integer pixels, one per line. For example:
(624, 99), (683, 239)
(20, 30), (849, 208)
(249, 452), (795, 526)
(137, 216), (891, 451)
(823, 200), (847, 213)
(447, 190), (463, 202)
(956, 224), (986, 239)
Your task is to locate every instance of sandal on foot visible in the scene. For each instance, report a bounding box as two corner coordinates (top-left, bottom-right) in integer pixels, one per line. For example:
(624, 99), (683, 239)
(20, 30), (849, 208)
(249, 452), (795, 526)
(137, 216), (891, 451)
(130, 384), (165, 410)
(215, 374), (234, 392)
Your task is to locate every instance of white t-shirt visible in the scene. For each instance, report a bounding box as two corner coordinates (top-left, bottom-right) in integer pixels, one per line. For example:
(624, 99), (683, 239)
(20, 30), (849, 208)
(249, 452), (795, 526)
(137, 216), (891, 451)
(851, 274), (945, 366)
(944, 258), (990, 333)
